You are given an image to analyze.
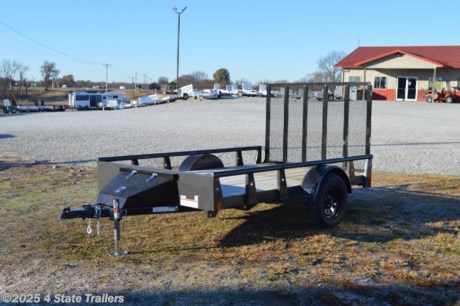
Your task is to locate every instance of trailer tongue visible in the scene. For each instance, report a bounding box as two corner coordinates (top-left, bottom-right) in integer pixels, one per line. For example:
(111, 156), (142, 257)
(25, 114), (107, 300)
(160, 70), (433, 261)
(61, 82), (373, 255)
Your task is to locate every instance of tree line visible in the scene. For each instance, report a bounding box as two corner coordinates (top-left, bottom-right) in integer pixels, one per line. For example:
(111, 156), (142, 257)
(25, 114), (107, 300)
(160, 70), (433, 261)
(1, 51), (345, 102)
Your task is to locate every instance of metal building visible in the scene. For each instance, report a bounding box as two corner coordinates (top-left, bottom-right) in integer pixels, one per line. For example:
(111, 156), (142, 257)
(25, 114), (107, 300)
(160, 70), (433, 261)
(335, 46), (460, 102)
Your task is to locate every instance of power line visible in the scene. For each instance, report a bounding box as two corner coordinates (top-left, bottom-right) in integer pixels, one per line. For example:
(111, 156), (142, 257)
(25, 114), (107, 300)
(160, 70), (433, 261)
(0, 19), (102, 65)
(0, 19), (136, 82)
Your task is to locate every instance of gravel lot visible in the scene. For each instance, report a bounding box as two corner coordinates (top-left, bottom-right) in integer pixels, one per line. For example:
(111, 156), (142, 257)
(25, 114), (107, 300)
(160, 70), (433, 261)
(1, 98), (459, 176)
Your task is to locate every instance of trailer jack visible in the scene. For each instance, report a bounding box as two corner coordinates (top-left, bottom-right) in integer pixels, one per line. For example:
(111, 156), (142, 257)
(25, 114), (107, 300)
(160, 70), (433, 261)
(110, 199), (128, 256)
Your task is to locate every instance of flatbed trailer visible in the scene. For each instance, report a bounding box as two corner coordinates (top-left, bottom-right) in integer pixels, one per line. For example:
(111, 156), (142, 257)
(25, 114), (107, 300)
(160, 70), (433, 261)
(61, 82), (373, 255)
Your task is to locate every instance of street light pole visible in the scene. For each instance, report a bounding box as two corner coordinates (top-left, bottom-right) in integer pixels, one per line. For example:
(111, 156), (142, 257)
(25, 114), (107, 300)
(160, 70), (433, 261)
(172, 6), (187, 90)
(103, 63), (111, 93)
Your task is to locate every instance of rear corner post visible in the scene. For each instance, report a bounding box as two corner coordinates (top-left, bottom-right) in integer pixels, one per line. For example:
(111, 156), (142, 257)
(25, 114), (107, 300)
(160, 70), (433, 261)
(264, 85), (272, 163)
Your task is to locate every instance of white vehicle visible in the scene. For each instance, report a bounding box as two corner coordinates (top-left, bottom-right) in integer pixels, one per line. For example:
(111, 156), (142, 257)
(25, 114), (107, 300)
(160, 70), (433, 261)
(257, 84), (278, 97)
(232, 82), (259, 97)
(136, 95), (169, 106)
(179, 84), (205, 100)
(68, 92), (130, 110)
(103, 99), (120, 110)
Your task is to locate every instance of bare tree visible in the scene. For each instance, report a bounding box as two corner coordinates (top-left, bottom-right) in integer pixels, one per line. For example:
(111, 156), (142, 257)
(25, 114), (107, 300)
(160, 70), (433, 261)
(16, 64), (29, 97)
(191, 71), (208, 81)
(40, 61), (59, 90)
(58, 74), (75, 87)
(1, 59), (21, 101)
(303, 71), (327, 83)
(317, 51), (346, 83)
(158, 76), (169, 85)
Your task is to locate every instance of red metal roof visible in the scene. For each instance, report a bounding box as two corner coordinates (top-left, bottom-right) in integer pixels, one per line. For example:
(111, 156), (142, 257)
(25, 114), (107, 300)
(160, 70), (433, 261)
(335, 46), (460, 68)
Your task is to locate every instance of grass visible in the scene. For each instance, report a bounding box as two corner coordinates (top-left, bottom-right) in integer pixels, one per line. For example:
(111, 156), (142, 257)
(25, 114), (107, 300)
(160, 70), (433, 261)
(0, 155), (459, 304)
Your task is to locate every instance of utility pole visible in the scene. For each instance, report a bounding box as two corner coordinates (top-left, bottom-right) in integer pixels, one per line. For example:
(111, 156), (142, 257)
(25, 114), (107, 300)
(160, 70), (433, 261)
(172, 6), (187, 90)
(132, 77), (135, 100)
(103, 64), (111, 93)
(143, 73), (147, 90)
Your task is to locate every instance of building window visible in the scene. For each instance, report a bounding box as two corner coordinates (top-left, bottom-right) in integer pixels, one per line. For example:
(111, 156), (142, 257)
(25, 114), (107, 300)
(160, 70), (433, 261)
(349, 76), (360, 82)
(374, 77), (387, 89)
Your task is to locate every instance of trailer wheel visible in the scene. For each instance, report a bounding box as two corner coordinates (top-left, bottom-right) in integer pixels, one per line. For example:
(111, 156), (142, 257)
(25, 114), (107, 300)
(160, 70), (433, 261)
(308, 173), (348, 228)
(179, 154), (224, 171)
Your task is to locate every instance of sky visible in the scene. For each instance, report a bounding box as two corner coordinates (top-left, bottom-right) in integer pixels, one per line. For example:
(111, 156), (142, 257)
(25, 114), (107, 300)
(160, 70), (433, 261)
(1, 0), (459, 85)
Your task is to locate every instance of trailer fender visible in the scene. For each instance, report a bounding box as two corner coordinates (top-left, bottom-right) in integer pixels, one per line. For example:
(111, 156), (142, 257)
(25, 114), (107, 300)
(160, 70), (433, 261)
(179, 154), (224, 171)
(301, 165), (351, 202)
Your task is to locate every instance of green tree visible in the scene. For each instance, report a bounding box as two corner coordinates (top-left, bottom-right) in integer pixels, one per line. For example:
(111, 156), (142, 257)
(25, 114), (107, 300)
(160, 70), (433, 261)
(149, 82), (160, 90)
(213, 68), (231, 86)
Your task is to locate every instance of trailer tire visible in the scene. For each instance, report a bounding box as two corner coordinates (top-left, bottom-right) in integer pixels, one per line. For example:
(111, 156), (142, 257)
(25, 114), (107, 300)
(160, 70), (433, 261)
(179, 154), (224, 171)
(308, 173), (348, 228)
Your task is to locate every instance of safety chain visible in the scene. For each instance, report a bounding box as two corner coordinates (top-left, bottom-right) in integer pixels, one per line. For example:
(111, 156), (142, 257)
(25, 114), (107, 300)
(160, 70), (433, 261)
(86, 205), (102, 236)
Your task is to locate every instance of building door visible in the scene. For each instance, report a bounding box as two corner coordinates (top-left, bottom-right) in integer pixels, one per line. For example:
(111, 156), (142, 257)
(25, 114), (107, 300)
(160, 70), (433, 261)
(396, 77), (417, 101)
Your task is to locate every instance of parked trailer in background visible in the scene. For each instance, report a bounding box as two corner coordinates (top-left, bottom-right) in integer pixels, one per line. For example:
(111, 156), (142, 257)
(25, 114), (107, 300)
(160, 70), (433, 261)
(61, 82), (373, 256)
(232, 82), (259, 97)
(2, 99), (19, 114)
(179, 84), (205, 100)
(68, 92), (130, 110)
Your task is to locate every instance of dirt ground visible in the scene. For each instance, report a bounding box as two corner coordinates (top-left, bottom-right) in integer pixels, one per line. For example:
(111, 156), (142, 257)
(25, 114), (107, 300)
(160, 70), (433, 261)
(0, 153), (459, 305)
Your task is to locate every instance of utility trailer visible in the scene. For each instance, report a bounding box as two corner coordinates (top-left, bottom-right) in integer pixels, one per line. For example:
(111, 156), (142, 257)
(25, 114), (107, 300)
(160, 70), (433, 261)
(61, 82), (373, 255)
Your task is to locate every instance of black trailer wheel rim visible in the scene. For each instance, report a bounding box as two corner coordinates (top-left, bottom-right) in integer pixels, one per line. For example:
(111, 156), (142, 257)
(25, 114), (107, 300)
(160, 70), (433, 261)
(323, 192), (340, 219)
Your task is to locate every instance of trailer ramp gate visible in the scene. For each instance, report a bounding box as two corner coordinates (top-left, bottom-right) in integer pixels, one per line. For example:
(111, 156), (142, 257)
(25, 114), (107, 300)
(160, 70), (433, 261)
(265, 82), (371, 169)
(60, 82), (373, 255)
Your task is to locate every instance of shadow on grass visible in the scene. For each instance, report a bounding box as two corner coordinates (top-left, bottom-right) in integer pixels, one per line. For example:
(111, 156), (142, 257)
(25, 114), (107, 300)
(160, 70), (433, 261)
(218, 186), (460, 247)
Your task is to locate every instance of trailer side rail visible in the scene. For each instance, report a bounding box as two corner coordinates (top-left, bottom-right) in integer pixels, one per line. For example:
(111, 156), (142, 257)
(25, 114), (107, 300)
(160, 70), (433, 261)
(99, 145), (262, 167)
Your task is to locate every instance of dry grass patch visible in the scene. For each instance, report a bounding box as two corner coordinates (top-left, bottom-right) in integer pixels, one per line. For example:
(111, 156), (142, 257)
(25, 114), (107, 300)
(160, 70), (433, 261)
(0, 158), (459, 304)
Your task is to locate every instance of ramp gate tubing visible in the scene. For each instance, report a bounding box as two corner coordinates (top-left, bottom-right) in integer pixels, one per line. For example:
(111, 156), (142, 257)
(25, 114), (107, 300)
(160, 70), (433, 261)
(264, 82), (372, 164)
